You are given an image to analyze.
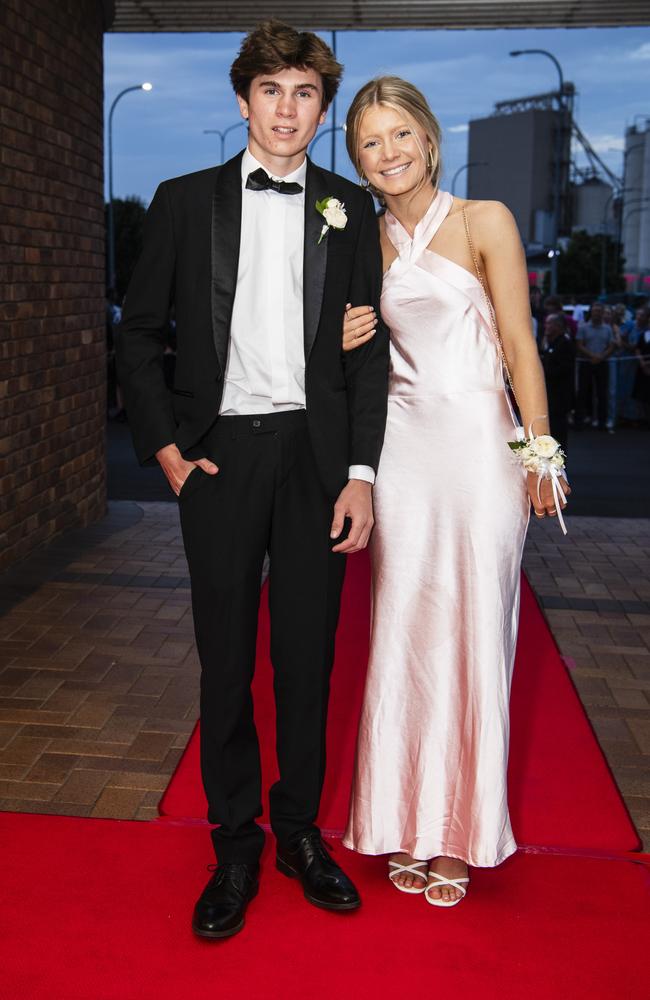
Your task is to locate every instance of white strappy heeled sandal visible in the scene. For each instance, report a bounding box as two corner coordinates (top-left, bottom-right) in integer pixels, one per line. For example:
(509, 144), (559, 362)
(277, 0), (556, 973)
(425, 870), (470, 908)
(387, 859), (429, 895)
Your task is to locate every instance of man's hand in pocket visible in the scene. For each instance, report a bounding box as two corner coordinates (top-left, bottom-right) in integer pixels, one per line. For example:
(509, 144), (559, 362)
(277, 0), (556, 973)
(155, 443), (218, 497)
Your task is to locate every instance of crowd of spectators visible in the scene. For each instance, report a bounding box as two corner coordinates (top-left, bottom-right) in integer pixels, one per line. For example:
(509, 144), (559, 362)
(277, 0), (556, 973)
(530, 288), (650, 444)
(105, 282), (649, 445)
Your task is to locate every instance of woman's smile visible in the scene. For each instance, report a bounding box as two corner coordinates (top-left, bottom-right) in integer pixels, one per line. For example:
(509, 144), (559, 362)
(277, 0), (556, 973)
(380, 162), (412, 177)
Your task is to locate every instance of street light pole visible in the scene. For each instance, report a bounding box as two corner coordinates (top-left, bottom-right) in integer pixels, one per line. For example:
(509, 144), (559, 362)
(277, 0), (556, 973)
(330, 31), (339, 173)
(451, 160), (487, 197)
(599, 187), (640, 296)
(618, 205), (650, 286)
(107, 82), (152, 291)
(203, 121), (247, 163)
(599, 142), (644, 296)
(510, 49), (567, 294)
(309, 125), (346, 160)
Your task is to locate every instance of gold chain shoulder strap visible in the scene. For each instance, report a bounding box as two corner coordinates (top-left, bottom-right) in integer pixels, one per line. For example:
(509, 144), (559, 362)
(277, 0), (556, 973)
(461, 205), (519, 406)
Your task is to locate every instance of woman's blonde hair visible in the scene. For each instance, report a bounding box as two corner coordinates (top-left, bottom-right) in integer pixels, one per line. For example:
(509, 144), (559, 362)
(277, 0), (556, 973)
(345, 77), (443, 197)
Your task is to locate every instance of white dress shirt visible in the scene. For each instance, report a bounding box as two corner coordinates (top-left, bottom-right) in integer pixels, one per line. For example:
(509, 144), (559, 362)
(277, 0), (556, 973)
(220, 148), (374, 484)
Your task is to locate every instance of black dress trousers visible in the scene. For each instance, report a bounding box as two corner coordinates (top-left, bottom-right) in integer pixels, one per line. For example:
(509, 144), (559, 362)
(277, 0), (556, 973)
(178, 410), (347, 864)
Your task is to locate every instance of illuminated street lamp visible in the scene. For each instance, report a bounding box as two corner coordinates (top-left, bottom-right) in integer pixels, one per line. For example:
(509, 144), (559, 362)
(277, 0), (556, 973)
(107, 82), (153, 290)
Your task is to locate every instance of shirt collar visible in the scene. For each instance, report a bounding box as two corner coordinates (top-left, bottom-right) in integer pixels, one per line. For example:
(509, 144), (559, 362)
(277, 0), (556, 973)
(242, 147), (307, 189)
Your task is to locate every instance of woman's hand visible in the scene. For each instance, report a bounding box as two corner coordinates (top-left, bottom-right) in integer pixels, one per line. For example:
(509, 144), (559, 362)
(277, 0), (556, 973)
(527, 471), (571, 519)
(342, 303), (377, 352)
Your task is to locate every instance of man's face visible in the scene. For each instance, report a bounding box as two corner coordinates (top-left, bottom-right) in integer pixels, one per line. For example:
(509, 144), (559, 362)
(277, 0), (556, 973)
(545, 317), (563, 341)
(590, 304), (603, 324)
(237, 67), (327, 171)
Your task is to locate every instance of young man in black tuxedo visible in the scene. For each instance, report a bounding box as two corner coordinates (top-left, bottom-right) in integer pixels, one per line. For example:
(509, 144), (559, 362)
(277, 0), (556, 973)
(116, 21), (389, 938)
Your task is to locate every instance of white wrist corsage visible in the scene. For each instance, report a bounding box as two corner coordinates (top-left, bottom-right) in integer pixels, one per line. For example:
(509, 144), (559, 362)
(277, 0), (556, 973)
(508, 430), (569, 535)
(316, 196), (348, 245)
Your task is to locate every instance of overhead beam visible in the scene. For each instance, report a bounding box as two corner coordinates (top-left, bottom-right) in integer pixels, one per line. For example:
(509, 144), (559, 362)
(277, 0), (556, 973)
(107, 1), (650, 32)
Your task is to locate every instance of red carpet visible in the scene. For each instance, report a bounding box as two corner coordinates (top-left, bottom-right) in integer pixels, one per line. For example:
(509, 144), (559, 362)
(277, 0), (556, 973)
(1, 812), (647, 1000)
(159, 552), (640, 852)
(2, 552), (646, 997)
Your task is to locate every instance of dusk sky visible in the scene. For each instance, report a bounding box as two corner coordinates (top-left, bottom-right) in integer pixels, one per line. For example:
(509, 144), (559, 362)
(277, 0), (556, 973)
(104, 26), (650, 204)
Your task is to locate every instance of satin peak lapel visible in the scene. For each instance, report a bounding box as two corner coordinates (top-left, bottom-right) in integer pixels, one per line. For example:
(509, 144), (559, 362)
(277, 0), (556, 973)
(211, 152), (244, 376)
(303, 160), (330, 365)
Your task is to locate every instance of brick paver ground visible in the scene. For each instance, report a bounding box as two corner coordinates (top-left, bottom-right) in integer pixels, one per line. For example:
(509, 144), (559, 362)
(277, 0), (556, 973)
(523, 516), (650, 849)
(0, 503), (648, 848)
(0, 504), (198, 821)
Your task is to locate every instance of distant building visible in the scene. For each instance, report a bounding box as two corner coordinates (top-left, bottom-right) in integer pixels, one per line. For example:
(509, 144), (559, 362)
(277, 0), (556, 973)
(571, 177), (615, 237)
(621, 122), (650, 290)
(467, 92), (572, 249)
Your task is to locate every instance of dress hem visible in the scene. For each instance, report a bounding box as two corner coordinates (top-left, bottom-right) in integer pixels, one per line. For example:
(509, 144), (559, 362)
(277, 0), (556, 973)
(341, 836), (518, 869)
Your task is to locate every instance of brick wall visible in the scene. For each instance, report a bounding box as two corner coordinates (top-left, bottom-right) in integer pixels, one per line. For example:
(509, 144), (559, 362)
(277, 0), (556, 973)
(0, 0), (106, 570)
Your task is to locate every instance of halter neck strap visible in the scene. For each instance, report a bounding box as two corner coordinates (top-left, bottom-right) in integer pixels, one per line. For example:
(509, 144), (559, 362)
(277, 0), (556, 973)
(384, 190), (454, 261)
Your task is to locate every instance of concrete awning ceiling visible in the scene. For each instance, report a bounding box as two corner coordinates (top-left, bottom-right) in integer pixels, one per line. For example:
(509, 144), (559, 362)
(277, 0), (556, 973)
(107, 1), (650, 32)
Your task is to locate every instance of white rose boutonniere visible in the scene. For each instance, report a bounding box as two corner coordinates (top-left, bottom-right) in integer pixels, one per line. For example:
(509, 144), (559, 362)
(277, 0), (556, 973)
(316, 196), (348, 245)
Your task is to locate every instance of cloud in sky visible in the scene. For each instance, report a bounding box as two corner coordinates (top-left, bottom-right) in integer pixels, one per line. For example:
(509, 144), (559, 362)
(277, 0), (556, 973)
(105, 25), (650, 202)
(630, 41), (650, 60)
(589, 135), (625, 153)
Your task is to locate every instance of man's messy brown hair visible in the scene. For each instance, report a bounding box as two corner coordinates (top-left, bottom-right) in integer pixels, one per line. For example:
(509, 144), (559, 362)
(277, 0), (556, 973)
(230, 20), (343, 110)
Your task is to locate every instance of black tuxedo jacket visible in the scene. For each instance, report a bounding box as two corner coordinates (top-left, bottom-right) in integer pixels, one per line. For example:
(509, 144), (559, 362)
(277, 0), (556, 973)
(115, 150), (389, 498)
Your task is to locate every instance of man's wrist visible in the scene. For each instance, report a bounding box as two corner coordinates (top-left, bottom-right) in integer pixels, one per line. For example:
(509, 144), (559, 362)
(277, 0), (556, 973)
(348, 464), (375, 485)
(155, 442), (177, 462)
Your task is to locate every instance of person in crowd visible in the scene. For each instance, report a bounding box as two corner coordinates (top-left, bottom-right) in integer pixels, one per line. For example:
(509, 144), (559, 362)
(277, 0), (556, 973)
(539, 312), (575, 450)
(116, 21), (389, 939)
(544, 294), (577, 337)
(602, 305), (618, 433)
(106, 288), (125, 421)
(632, 309), (650, 425)
(611, 304), (633, 427)
(619, 307), (649, 425)
(612, 303), (633, 344)
(571, 299), (588, 325)
(529, 285), (544, 341)
(340, 76), (569, 908)
(575, 302), (614, 430)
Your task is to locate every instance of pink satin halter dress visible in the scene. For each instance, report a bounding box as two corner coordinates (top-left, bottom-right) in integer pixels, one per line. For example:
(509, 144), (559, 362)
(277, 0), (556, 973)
(343, 191), (529, 867)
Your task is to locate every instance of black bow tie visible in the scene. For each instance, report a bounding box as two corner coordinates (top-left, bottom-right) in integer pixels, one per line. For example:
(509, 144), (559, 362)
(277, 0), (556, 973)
(246, 167), (303, 195)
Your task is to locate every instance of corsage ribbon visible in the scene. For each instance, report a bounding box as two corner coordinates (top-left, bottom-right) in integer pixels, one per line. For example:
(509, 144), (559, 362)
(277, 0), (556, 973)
(508, 427), (569, 536)
(535, 462), (569, 536)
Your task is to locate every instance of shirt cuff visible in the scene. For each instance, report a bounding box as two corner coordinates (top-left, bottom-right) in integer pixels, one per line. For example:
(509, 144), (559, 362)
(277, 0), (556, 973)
(348, 465), (375, 485)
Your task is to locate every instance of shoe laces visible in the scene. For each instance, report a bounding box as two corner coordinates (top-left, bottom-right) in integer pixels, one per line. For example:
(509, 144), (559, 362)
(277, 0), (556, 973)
(206, 863), (249, 889)
(300, 831), (333, 865)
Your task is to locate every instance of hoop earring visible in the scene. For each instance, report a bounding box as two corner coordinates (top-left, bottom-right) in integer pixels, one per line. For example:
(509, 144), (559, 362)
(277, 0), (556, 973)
(359, 170), (370, 189)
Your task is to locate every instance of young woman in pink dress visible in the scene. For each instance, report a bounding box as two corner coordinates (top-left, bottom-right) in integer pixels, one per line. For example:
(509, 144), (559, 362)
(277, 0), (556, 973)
(341, 77), (570, 906)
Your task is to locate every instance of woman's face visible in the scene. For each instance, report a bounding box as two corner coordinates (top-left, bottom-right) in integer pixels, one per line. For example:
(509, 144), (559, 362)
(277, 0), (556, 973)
(357, 103), (430, 198)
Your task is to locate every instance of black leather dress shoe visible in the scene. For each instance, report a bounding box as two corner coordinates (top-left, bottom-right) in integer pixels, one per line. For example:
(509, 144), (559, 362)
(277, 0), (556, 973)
(276, 831), (361, 911)
(192, 862), (259, 939)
